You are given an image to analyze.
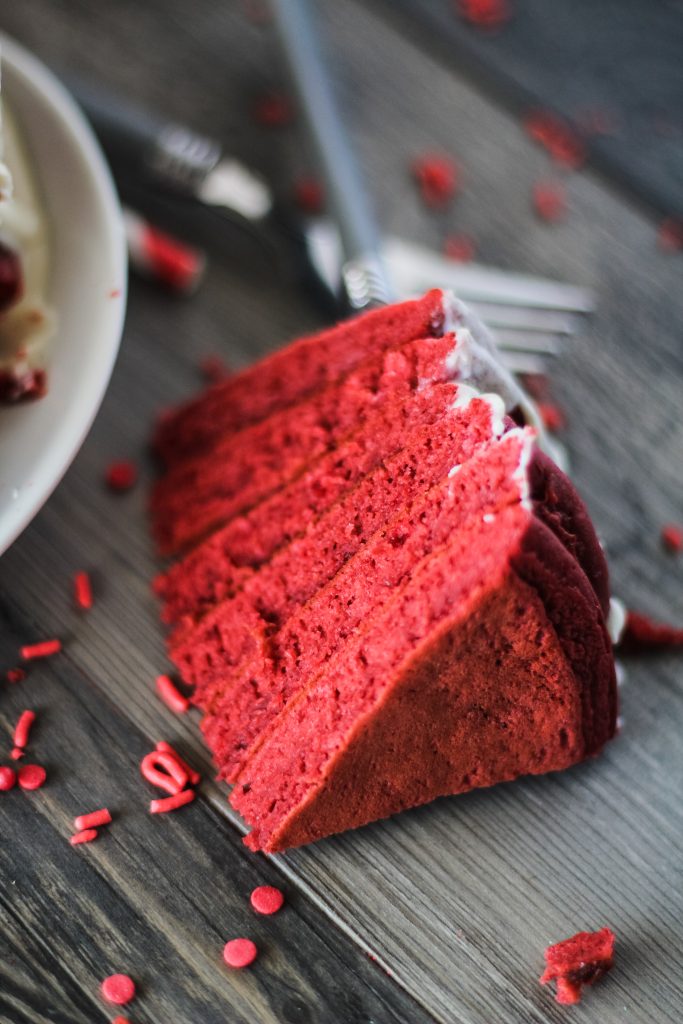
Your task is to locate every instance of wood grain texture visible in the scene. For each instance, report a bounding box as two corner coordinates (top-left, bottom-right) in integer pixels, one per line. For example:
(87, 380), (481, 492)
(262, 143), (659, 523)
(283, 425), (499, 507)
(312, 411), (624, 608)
(1, 1), (682, 1022)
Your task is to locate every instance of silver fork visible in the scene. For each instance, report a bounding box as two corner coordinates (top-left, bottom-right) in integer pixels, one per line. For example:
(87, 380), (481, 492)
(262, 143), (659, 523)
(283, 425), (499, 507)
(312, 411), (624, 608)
(271, 0), (593, 377)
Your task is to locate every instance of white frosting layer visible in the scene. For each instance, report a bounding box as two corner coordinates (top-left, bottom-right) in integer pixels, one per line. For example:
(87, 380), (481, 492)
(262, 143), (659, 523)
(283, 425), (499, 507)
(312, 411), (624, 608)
(607, 597), (626, 646)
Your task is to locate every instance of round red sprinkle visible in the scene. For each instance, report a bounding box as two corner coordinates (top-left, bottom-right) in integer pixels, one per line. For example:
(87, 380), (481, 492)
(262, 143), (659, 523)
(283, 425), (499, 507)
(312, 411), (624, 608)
(223, 938), (258, 968)
(6, 668), (26, 683)
(70, 828), (98, 846)
(292, 176), (324, 214)
(250, 885), (285, 915)
(17, 764), (46, 790)
(100, 974), (136, 1006)
(74, 570), (93, 610)
(532, 182), (567, 223)
(411, 154), (459, 208)
(105, 460), (138, 492)
(0, 766), (16, 791)
(155, 674), (189, 714)
(661, 524), (683, 553)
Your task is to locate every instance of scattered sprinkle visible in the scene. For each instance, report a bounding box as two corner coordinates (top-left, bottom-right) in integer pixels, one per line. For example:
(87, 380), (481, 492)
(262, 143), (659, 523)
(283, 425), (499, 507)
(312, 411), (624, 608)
(74, 808), (112, 831)
(200, 355), (231, 384)
(538, 402), (566, 432)
(21, 638), (61, 661)
(456, 0), (510, 29)
(619, 610), (683, 653)
(444, 233), (476, 263)
(155, 741), (201, 785)
(70, 828), (99, 846)
(74, 570), (93, 610)
(112, 1018), (131, 1024)
(532, 182), (567, 223)
(250, 885), (285, 915)
(6, 668), (26, 683)
(252, 92), (294, 127)
(10, 747), (24, 761)
(661, 524), (683, 553)
(292, 176), (324, 214)
(411, 154), (459, 208)
(0, 766), (16, 791)
(540, 927), (615, 1005)
(658, 218), (683, 252)
(223, 937), (258, 968)
(141, 750), (189, 794)
(17, 764), (47, 790)
(155, 674), (189, 714)
(150, 788), (195, 814)
(13, 709), (35, 752)
(524, 110), (585, 168)
(100, 974), (136, 1006)
(105, 460), (138, 492)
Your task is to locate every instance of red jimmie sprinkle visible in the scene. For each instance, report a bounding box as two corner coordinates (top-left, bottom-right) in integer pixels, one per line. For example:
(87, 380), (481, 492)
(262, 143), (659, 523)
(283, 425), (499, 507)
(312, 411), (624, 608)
(538, 402), (566, 433)
(17, 764), (46, 790)
(444, 233), (476, 263)
(140, 223), (207, 294)
(250, 885), (285, 915)
(105, 460), (138, 492)
(223, 937), (258, 968)
(658, 218), (683, 252)
(155, 742), (201, 785)
(252, 92), (294, 127)
(6, 668), (26, 683)
(70, 828), (99, 846)
(10, 747), (24, 761)
(524, 110), (585, 168)
(21, 638), (61, 660)
(112, 1019), (131, 1024)
(0, 766), (16, 791)
(74, 808), (112, 831)
(540, 927), (615, 1005)
(74, 570), (93, 610)
(100, 973), (136, 1006)
(155, 674), (189, 714)
(619, 610), (683, 653)
(150, 788), (195, 814)
(457, 0), (510, 30)
(411, 154), (459, 208)
(532, 182), (567, 223)
(661, 524), (683, 553)
(141, 750), (189, 795)
(293, 176), (324, 214)
(13, 709), (35, 751)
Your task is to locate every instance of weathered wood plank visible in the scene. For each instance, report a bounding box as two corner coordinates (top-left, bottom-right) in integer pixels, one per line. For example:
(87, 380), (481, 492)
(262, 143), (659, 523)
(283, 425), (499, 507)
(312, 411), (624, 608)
(1, 0), (682, 1022)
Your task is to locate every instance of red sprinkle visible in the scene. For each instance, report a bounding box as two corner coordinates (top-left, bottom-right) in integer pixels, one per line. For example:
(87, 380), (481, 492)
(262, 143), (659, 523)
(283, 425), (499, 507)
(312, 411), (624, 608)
(105, 460), (138, 492)
(532, 181), (567, 223)
(661, 524), (683, 553)
(155, 742), (201, 785)
(155, 674), (189, 714)
(10, 747), (24, 761)
(74, 808), (112, 831)
(619, 610), (683, 653)
(540, 927), (615, 1005)
(0, 766), (16, 791)
(252, 92), (294, 127)
(444, 233), (476, 263)
(150, 788), (195, 814)
(411, 154), (459, 208)
(21, 638), (61, 660)
(524, 110), (585, 168)
(250, 885), (285, 915)
(292, 176), (325, 214)
(6, 668), (26, 683)
(538, 402), (566, 433)
(17, 764), (46, 790)
(13, 709), (35, 751)
(223, 937), (258, 968)
(74, 570), (93, 610)
(658, 218), (683, 252)
(112, 1019), (131, 1024)
(457, 0), (510, 29)
(70, 828), (99, 846)
(200, 354), (231, 384)
(141, 750), (189, 795)
(100, 974), (136, 1006)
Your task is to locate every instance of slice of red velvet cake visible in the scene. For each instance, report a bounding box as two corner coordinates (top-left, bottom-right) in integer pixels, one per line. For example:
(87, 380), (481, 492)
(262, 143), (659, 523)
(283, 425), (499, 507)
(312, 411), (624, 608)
(150, 290), (618, 853)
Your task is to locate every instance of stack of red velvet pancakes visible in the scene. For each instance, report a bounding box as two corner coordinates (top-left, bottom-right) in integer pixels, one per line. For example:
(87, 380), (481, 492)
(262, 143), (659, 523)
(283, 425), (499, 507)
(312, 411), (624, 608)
(150, 290), (617, 853)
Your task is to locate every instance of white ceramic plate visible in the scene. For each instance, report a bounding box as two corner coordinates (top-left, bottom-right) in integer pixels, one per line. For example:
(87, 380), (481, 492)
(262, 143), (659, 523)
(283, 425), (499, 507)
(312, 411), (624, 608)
(0, 34), (126, 555)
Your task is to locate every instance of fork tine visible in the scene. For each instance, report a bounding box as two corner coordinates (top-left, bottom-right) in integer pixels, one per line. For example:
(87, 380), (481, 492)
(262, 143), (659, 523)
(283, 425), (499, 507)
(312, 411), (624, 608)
(464, 302), (580, 336)
(492, 330), (563, 355)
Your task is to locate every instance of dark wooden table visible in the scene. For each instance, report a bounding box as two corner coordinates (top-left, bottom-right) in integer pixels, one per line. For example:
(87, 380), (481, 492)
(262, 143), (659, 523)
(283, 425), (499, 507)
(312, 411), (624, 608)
(1, 3), (682, 1022)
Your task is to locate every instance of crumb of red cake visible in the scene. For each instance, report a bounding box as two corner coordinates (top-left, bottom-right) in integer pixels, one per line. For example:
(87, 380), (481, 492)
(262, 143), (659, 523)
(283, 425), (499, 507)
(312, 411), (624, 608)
(292, 176), (324, 214)
(661, 524), (683, 553)
(250, 885), (285, 915)
(223, 938), (258, 968)
(70, 828), (99, 846)
(75, 808), (112, 831)
(411, 154), (460, 207)
(619, 610), (683, 652)
(524, 110), (585, 168)
(444, 233), (476, 263)
(105, 460), (138, 492)
(20, 638), (61, 661)
(73, 570), (93, 610)
(12, 709), (35, 754)
(0, 766), (17, 791)
(100, 974), (136, 1006)
(150, 788), (195, 814)
(456, 0), (510, 30)
(0, 367), (47, 404)
(6, 668), (26, 683)
(155, 674), (190, 714)
(533, 182), (567, 223)
(540, 927), (615, 1004)
(658, 218), (683, 252)
(141, 749), (189, 795)
(252, 91), (294, 127)
(538, 402), (566, 433)
(17, 764), (46, 790)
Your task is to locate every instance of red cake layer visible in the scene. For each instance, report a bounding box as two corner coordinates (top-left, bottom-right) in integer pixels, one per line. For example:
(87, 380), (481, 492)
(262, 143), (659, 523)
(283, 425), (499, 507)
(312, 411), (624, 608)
(231, 507), (616, 852)
(203, 428), (535, 781)
(151, 331), (459, 555)
(168, 394), (499, 702)
(153, 290), (445, 467)
(155, 380), (468, 627)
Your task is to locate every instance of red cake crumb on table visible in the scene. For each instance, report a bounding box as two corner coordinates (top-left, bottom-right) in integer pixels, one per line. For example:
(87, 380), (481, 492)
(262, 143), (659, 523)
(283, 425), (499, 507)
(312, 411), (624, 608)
(533, 182), (567, 223)
(292, 176), (324, 214)
(6, 668), (26, 683)
(456, 0), (510, 30)
(250, 885), (285, 915)
(223, 938), (258, 968)
(100, 974), (136, 1006)
(70, 828), (99, 845)
(252, 92), (293, 127)
(150, 788), (195, 814)
(17, 764), (46, 790)
(658, 218), (683, 252)
(0, 766), (16, 791)
(411, 154), (459, 207)
(75, 808), (112, 831)
(540, 927), (615, 1005)
(444, 233), (476, 262)
(155, 674), (189, 714)
(619, 610), (683, 653)
(74, 570), (93, 610)
(661, 524), (683, 553)
(105, 460), (138, 492)
(21, 638), (61, 660)
(524, 110), (585, 168)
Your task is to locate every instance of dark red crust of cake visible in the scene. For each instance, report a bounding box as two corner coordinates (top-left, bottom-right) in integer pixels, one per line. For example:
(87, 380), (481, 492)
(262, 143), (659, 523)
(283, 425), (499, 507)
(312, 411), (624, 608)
(153, 290), (445, 467)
